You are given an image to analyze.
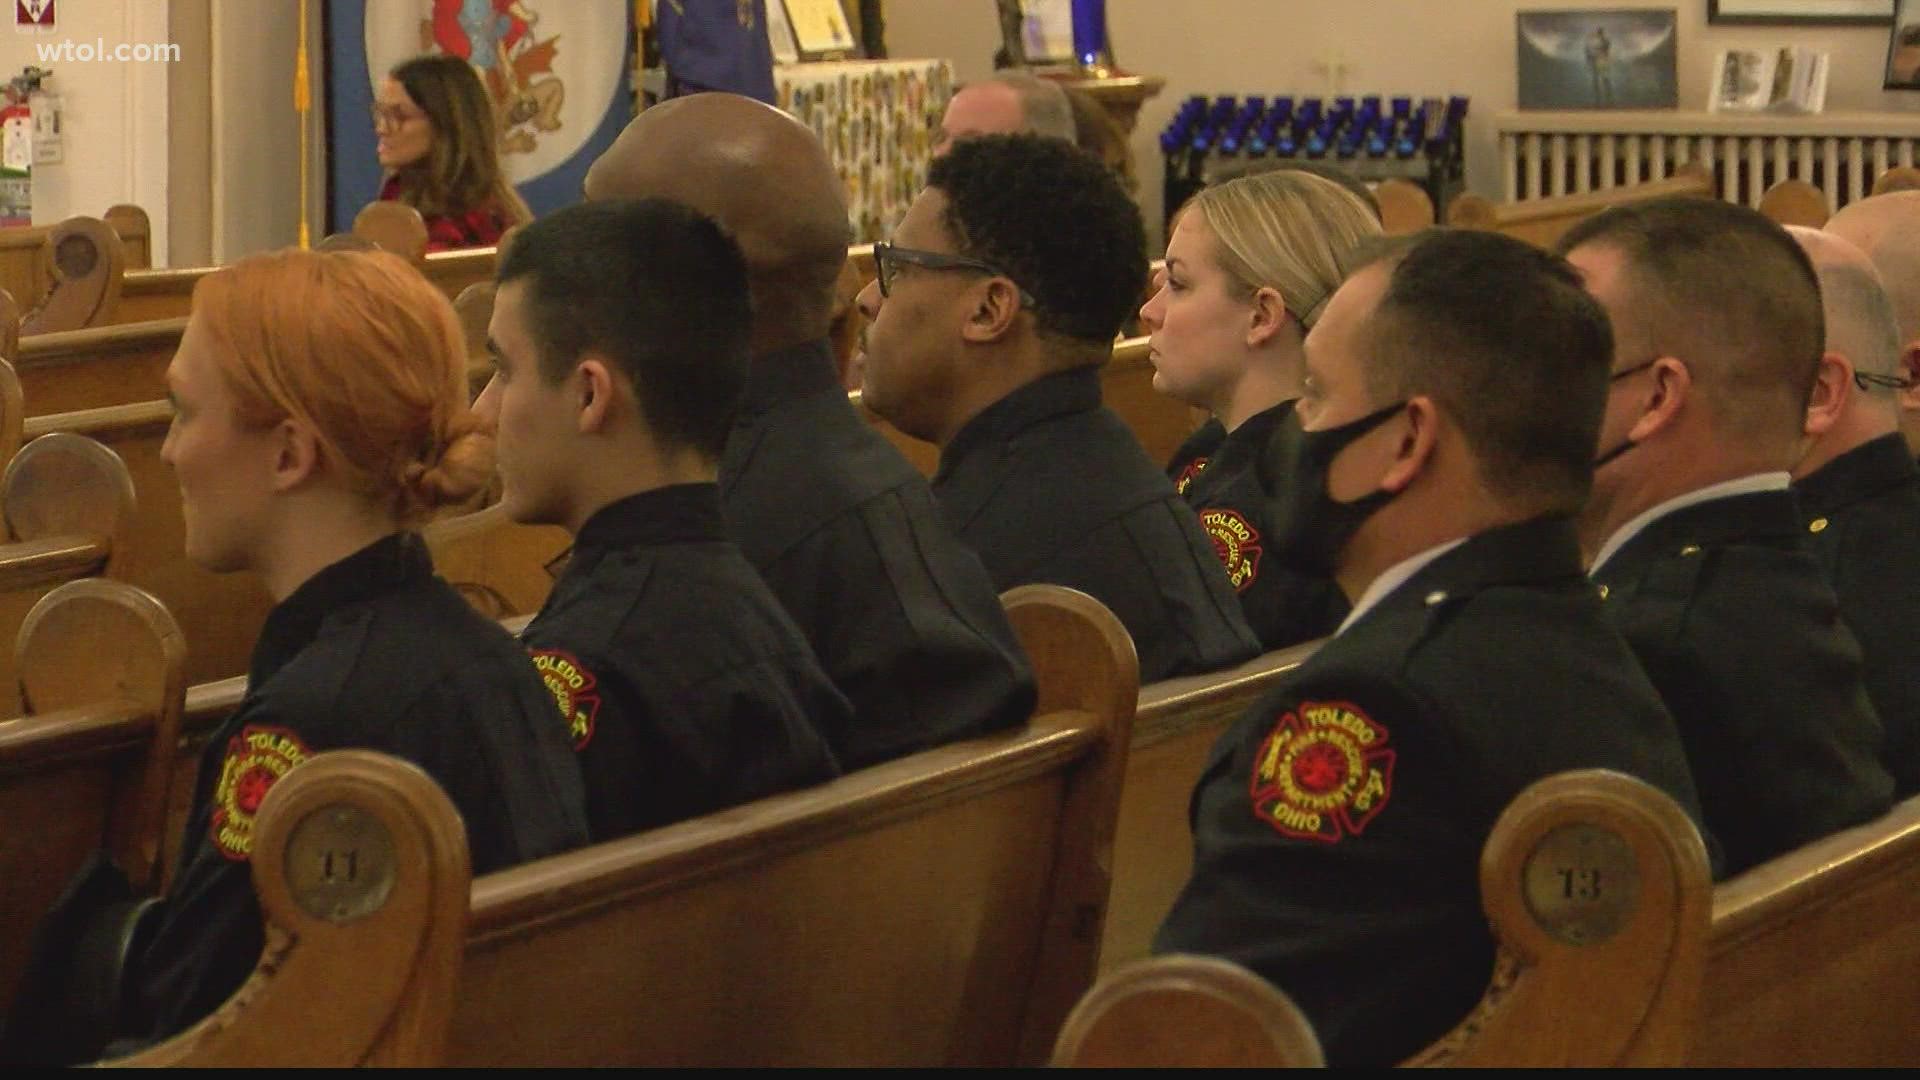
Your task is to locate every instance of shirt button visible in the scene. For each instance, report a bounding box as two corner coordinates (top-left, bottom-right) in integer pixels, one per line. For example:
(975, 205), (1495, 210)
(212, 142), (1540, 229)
(1597, 583), (1610, 600)
(1424, 590), (1448, 606)
(1678, 544), (1702, 557)
(1809, 517), (1829, 534)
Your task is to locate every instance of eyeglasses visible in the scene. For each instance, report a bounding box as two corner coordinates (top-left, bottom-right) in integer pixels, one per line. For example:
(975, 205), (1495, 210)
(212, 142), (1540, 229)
(872, 240), (1038, 307)
(1854, 370), (1915, 392)
(370, 104), (426, 131)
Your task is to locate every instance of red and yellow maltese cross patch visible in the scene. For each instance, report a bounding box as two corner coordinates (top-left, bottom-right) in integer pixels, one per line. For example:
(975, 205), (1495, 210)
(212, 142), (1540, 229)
(531, 648), (602, 750)
(1249, 699), (1395, 843)
(211, 724), (312, 861)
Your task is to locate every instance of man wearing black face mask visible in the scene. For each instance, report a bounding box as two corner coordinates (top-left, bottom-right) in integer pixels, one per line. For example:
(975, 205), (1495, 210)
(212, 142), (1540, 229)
(1155, 229), (1708, 1067)
(1558, 198), (1893, 876)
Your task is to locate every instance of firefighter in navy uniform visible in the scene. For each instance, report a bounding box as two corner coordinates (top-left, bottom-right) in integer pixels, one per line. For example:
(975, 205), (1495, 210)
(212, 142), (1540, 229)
(1155, 230), (1707, 1067)
(473, 200), (844, 839)
(1787, 225), (1920, 796)
(856, 134), (1261, 683)
(1140, 170), (1381, 648)
(1560, 200), (1894, 874)
(584, 93), (1036, 771)
(1, 248), (591, 1064)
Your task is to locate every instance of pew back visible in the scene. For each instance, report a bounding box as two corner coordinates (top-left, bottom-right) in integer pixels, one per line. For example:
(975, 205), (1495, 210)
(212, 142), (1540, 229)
(446, 583), (1139, 1067)
(0, 579), (185, 1006)
(1446, 165), (1715, 249)
(111, 751), (471, 1067)
(1691, 791), (1920, 1066)
(1052, 953), (1325, 1067)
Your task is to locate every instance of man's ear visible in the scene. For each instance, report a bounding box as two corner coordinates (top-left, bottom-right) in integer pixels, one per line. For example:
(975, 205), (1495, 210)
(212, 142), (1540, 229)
(958, 278), (1023, 344)
(1626, 356), (1692, 443)
(575, 356), (618, 435)
(269, 418), (322, 494)
(1245, 286), (1289, 350)
(1899, 341), (1920, 413)
(1803, 350), (1852, 439)
(1379, 396), (1439, 494)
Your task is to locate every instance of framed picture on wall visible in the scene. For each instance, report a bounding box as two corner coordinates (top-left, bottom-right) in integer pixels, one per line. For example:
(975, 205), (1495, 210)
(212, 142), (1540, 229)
(1889, 0), (1920, 87)
(1517, 9), (1679, 110)
(1710, 0), (1893, 24)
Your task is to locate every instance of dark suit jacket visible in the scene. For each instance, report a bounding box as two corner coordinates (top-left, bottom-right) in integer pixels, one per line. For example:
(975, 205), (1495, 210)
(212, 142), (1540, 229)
(1591, 487), (1894, 874)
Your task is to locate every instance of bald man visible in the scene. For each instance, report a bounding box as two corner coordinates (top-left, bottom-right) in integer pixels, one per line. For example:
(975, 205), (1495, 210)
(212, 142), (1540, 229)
(1790, 225), (1920, 795)
(582, 93), (1035, 771)
(931, 71), (1075, 158)
(1826, 192), (1920, 456)
(1557, 197), (1892, 875)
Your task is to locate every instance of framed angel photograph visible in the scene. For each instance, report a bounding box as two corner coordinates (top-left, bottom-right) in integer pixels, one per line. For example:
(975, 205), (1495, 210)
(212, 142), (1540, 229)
(1516, 9), (1679, 110)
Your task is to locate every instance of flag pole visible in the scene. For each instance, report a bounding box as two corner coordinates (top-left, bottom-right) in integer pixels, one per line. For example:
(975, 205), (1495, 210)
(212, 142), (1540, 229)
(294, 0), (312, 249)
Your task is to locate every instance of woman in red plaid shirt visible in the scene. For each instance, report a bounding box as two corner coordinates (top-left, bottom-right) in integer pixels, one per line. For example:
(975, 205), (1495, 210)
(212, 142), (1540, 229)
(374, 54), (532, 252)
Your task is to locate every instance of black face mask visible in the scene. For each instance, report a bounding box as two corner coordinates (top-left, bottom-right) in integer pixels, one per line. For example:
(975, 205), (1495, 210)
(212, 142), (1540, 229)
(1261, 400), (1408, 579)
(1593, 359), (1658, 468)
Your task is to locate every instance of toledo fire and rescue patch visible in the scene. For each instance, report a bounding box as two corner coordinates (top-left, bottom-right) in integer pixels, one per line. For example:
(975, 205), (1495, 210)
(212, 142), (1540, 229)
(210, 724), (312, 861)
(531, 648), (601, 750)
(1173, 457), (1209, 495)
(1199, 507), (1262, 593)
(1249, 699), (1394, 844)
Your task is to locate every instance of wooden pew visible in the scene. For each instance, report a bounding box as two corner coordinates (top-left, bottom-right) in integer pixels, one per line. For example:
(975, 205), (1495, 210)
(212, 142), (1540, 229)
(105, 582), (1140, 1067)
(113, 247), (499, 326)
(1102, 639), (1320, 972)
(16, 319), (181, 414)
(0, 579), (187, 1007)
(110, 751), (471, 1067)
(1690, 791), (1920, 1066)
(1376, 177), (1437, 237)
(1445, 165), (1716, 249)
(24, 216), (126, 335)
(0, 433), (141, 698)
(1055, 769), (1714, 1067)
(1872, 164), (1920, 196)
(0, 207), (149, 320)
(1757, 178), (1829, 228)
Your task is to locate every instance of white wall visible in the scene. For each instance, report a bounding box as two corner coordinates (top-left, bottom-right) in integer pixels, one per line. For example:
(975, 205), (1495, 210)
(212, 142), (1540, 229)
(0, 0), (173, 262)
(885, 0), (1920, 245)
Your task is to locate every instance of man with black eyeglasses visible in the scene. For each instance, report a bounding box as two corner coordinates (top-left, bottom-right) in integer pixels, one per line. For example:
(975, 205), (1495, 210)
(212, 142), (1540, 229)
(581, 93), (1036, 771)
(1556, 198), (1892, 874)
(1788, 225), (1920, 795)
(855, 133), (1259, 682)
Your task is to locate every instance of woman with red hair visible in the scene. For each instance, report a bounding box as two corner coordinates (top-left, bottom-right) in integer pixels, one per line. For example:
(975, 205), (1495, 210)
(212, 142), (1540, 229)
(100, 248), (589, 1051)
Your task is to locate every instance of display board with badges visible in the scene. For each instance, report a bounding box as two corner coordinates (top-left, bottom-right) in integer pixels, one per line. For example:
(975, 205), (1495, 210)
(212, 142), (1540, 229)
(775, 58), (953, 243)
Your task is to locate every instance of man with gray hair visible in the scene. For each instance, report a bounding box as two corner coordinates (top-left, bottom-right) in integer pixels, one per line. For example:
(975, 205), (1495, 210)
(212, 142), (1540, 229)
(932, 70), (1075, 157)
(1825, 191), (1920, 456)
(1789, 224), (1920, 795)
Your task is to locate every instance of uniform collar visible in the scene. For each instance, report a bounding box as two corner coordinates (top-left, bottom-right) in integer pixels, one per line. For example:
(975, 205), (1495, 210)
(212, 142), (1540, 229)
(1795, 432), (1919, 521)
(572, 483), (727, 562)
(1590, 484), (1802, 588)
(1589, 472), (1792, 577)
(1342, 515), (1588, 635)
(251, 532), (431, 687)
(738, 338), (844, 419)
(935, 364), (1103, 483)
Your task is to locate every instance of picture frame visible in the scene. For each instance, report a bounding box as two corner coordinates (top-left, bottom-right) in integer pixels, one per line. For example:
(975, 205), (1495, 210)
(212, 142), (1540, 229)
(1019, 0), (1075, 66)
(1516, 9), (1679, 110)
(1709, 0), (1893, 25)
(1889, 0), (1920, 87)
(766, 0), (800, 65)
(781, 0), (858, 59)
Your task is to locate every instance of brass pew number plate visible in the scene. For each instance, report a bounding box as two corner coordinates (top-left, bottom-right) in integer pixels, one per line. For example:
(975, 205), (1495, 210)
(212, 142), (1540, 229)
(1522, 824), (1639, 946)
(286, 804), (398, 923)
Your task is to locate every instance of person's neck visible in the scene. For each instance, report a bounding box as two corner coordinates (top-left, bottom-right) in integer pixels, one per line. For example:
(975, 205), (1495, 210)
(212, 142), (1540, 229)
(1580, 432), (1790, 557)
(1795, 405), (1899, 479)
(1334, 492), (1512, 602)
(1209, 351), (1304, 433)
(564, 447), (718, 535)
(930, 337), (1081, 448)
(258, 501), (401, 603)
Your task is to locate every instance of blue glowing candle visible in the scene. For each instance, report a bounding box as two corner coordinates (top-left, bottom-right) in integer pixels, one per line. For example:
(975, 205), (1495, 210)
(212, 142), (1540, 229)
(1071, 0), (1108, 70)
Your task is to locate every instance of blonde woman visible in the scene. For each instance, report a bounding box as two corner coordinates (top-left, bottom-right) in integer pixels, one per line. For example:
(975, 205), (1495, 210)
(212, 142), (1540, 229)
(1140, 169), (1382, 647)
